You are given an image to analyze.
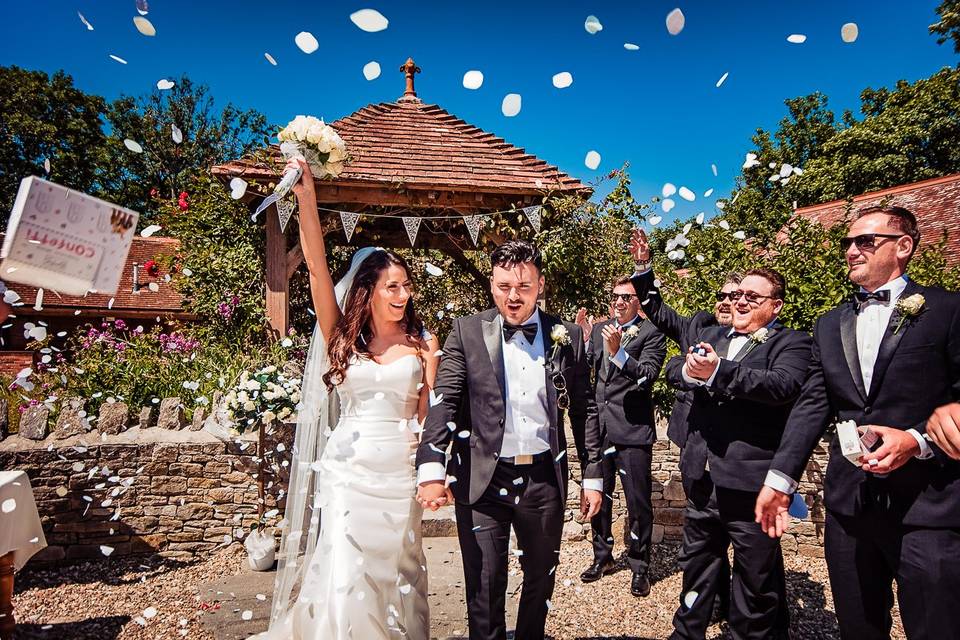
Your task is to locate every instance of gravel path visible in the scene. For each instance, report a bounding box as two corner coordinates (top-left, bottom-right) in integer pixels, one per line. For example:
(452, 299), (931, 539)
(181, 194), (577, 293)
(12, 539), (905, 639)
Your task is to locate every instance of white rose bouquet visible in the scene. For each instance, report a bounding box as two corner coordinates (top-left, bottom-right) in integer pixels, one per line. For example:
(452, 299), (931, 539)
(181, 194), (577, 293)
(224, 365), (302, 433)
(277, 115), (347, 180)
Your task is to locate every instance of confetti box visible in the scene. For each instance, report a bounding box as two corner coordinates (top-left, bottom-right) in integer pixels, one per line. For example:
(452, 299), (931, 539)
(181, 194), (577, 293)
(1, 176), (139, 295)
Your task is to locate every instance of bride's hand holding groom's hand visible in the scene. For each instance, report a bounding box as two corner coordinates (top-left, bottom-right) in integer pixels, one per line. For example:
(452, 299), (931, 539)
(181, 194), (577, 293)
(417, 481), (453, 511)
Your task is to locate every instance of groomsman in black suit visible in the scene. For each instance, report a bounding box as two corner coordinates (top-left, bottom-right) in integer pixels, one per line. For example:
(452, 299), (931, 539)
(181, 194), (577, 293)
(416, 240), (604, 640)
(756, 206), (960, 640)
(576, 275), (666, 597)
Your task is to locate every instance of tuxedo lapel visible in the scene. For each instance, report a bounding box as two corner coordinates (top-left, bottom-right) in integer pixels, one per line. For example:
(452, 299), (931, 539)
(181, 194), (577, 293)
(730, 326), (780, 363)
(481, 313), (506, 403)
(868, 281), (923, 401)
(839, 303), (868, 401)
(539, 311), (560, 433)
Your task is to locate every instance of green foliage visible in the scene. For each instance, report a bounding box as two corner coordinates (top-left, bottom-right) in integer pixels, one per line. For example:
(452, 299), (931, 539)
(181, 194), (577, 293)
(931, 0), (960, 53)
(0, 66), (111, 219)
(223, 365), (301, 434)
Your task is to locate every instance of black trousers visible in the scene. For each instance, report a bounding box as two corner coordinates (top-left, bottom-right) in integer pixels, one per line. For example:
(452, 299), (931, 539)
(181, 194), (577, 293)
(671, 477), (788, 640)
(825, 508), (960, 640)
(454, 457), (564, 640)
(590, 441), (654, 575)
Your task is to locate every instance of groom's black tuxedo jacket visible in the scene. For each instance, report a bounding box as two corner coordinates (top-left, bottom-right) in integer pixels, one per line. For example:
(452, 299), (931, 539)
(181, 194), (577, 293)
(630, 269), (720, 448)
(585, 318), (665, 446)
(416, 308), (603, 505)
(771, 281), (960, 527)
(666, 322), (813, 493)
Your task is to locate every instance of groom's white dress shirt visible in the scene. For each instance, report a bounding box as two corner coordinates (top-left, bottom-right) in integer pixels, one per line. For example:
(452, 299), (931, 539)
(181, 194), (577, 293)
(764, 275), (932, 495)
(418, 310), (603, 492)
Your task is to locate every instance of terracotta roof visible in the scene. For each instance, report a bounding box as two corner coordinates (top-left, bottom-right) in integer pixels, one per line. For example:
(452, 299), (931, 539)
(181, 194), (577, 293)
(4, 237), (186, 314)
(213, 100), (591, 197)
(793, 173), (960, 267)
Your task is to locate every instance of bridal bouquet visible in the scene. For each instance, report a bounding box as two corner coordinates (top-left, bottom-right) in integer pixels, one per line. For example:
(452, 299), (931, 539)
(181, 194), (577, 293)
(224, 365), (302, 432)
(277, 115), (347, 179)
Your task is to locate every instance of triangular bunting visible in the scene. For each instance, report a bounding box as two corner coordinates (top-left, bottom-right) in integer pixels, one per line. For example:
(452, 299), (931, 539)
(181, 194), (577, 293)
(276, 198), (295, 233)
(402, 216), (422, 246)
(340, 211), (360, 243)
(523, 205), (543, 232)
(463, 215), (484, 246)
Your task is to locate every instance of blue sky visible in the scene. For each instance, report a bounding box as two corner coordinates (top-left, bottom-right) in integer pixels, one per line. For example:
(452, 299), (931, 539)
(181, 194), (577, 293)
(1, 1), (955, 225)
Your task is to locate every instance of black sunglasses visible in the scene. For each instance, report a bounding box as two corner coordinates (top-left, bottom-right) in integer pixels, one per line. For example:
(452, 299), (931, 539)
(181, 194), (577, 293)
(730, 291), (777, 304)
(839, 233), (905, 251)
(609, 293), (637, 303)
(551, 370), (570, 410)
(714, 291), (736, 302)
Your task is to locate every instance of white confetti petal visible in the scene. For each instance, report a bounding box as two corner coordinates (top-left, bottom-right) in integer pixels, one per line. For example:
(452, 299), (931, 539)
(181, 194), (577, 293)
(350, 9), (389, 32)
(662, 183), (677, 198)
(716, 72), (729, 88)
(662, 198), (675, 213)
(425, 262), (443, 277)
(624, 43), (639, 51)
(732, 230), (746, 240)
(703, 189), (714, 198)
(100, 545), (114, 556)
(148, 282), (160, 292)
(678, 186), (695, 202)
(171, 124), (183, 144)
(109, 54), (128, 65)
(584, 150), (601, 170)
(841, 22), (859, 43)
(787, 34), (807, 44)
(137, 0), (149, 15)
(666, 8), (685, 35)
(718, 219), (730, 230)
(241, 610), (253, 621)
(124, 139), (143, 154)
(157, 79), (175, 90)
(696, 212), (705, 224)
(33, 288), (43, 311)
(711, 163), (718, 176)
(78, 11), (94, 31)
(684, 590), (699, 608)
(462, 70), (484, 90)
(141, 225), (162, 237)
(584, 15), (603, 34)
(295, 32), (319, 54)
(362, 61), (381, 81)
(649, 215), (662, 226)
(1, 498), (15, 513)
(230, 178), (248, 199)
(133, 16), (156, 37)
(501, 93), (522, 117)
(143, 606), (158, 619)
(552, 72), (573, 89)
(264, 52), (278, 66)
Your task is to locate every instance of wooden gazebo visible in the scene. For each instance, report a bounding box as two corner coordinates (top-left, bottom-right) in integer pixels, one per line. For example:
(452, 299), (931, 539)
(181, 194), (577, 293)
(213, 59), (591, 335)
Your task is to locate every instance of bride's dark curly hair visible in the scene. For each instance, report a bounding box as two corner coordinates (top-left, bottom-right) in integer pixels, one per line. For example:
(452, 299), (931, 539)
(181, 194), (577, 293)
(322, 249), (424, 391)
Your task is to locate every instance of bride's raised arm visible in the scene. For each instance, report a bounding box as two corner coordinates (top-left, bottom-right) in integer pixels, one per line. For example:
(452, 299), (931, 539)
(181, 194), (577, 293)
(289, 159), (340, 339)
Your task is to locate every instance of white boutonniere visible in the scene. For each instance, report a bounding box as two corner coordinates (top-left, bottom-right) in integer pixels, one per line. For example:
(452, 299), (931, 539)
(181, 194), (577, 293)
(893, 293), (926, 334)
(624, 325), (641, 339)
(750, 327), (770, 344)
(550, 324), (571, 360)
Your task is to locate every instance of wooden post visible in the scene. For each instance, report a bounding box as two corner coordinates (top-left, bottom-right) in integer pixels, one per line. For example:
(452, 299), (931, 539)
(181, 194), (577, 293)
(265, 205), (290, 338)
(0, 551), (14, 640)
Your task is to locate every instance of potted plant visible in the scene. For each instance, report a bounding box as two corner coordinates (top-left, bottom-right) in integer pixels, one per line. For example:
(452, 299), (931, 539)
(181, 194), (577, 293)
(224, 365), (301, 570)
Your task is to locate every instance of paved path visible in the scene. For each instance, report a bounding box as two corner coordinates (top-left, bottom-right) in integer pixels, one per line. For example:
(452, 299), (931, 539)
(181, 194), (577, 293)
(198, 535), (521, 640)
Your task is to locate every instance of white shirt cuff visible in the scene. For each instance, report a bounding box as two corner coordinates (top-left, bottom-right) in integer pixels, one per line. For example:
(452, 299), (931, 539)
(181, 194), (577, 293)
(704, 361), (720, 387)
(582, 478), (604, 492)
(908, 429), (934, 459)
(417, 462), (447, 485)
(609, 347), (628, 369)
(764, 469), (798, 495)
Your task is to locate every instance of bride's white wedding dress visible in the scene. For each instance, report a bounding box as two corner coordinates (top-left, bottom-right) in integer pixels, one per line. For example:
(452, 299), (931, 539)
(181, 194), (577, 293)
(257, 354), (430, 639)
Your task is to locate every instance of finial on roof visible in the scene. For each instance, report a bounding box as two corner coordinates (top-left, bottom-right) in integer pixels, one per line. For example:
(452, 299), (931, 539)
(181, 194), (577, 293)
(398, 57), (422, 103)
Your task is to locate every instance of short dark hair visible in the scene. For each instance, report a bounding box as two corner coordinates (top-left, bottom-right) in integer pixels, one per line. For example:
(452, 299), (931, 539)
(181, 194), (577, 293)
(490, 240), (542, 272)
(722, 271), (743, 287)
(855, 205), (920, 257)
(610, 275), (633, 291)
(743, 267), (786, 301)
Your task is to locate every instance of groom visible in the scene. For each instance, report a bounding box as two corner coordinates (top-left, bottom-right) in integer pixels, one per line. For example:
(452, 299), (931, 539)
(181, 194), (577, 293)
(417, 240), (604, 640)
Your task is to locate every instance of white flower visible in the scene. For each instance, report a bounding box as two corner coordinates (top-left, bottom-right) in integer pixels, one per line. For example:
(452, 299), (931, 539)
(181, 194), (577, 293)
(624, 325), (641, 339)
(262, 410), (276, 423)
(237, 391), (249, 403)
(262, 391), (276, 401)
(290, 392), (301, 404)
(278, 407), (292, 419)
(259, 365), (277, 375)
(245, 379), (261, 391)
(550, 324), (571, 346)
(750, 327), (770, 343)
(243, 401), (256, 412)
(894, 293), (926, 334)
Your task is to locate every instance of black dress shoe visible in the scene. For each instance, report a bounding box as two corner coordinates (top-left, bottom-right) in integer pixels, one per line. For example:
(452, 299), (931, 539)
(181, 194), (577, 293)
(631, 572), (651, 597)
(580, 559), (615, 583)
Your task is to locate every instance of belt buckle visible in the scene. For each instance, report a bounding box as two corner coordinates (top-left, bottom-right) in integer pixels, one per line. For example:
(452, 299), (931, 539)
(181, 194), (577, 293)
(514, 454), (533, 465)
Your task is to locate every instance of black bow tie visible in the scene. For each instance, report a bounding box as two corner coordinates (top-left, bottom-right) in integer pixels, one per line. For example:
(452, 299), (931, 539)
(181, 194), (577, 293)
(503, 322), (538, 344)
(854, 290), (891, 304)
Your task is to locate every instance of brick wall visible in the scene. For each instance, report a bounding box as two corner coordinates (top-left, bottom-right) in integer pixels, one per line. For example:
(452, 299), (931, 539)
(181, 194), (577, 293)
(0, 350), (33, 378)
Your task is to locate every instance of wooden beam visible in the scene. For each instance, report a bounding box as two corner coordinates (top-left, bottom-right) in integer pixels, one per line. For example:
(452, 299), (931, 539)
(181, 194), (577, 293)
(286, 242), (304, 280)
(265, 205), (289, 337)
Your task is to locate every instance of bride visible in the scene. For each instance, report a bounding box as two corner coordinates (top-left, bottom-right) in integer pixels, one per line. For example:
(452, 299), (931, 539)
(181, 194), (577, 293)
(251, 159), (449, 639)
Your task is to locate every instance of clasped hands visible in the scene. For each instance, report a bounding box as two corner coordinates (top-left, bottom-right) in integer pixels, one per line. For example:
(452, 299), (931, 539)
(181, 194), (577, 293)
(685, 342), (720, 381)
(416, 481), (454, 511)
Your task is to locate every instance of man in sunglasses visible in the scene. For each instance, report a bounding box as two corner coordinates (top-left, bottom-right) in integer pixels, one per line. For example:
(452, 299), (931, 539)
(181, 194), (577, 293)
(576, 275), (666, 597)
(629, 230), (810, 640)
(756, 205), (960, 639)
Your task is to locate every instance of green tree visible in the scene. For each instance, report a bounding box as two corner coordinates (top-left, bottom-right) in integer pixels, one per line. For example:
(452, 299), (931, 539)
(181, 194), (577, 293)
(103, 76), (271, 223)
(931, 0), (960, 53)
(0, 66), (111, 218)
